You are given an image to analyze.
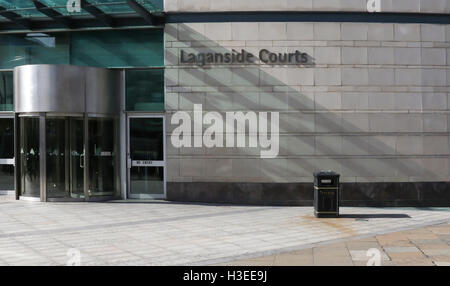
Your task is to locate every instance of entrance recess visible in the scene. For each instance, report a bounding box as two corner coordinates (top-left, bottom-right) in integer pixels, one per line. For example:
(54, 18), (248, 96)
(127, 115), (165, 199)
(14, 65), (121, 202)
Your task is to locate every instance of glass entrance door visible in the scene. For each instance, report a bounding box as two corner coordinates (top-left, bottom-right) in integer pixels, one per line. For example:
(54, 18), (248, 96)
(20, 116), (40, 198)
(88, 117), (117, 198)
(0, 116), (14, 193)
(127, 116), (165, 199)
(18, 114), (118, 202)
(46, 116), (84, 199)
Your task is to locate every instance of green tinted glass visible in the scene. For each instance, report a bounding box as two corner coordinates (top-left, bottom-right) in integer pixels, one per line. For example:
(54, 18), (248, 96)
(126, 69), (164, 111)
(71, 29), (163, 68)
(39, 0), (164, 15)
(0, 29), (162, 69)
(0, 33), (70, 69)
(0, 72), (13, 111)
(0, 0), (163, 18)
(0, 0), (44, 17)
(39, 0), (89, 16)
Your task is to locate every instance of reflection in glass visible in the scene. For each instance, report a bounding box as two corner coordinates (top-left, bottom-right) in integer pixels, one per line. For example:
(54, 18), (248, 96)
(0, 33), (70, 69)
(0, 29), (163, 70)
(129, 117), (164, 196)
(46, 118), (65, 197)
(20, 117), (40, 197)
(0, 165), (14, 191)
(130, 118), (163, 161)
(130, 167), (164, 195)
(88, 118), (116, 197)
(46, 117), (84, 199)
(0, 72), (13, 111)
(126, 69), (164, 111)
(71, 29), (163, 68)
(0, 118), (14, 158)
(70, 118), (84, 198)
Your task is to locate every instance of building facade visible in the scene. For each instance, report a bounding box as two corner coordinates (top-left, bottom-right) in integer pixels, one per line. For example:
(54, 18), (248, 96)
(0, 0), (449, 206)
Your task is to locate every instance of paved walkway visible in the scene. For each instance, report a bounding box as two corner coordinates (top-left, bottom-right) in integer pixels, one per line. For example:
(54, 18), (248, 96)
(220, 222), (450, 266)
(0, 196), (449, 266)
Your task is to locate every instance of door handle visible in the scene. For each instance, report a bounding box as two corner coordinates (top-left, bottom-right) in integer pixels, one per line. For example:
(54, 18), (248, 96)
(80, 153), (85, 168)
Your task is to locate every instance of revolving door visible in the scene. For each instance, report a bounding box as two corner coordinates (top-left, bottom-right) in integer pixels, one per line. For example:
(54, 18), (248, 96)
(14, 65), (121, 202)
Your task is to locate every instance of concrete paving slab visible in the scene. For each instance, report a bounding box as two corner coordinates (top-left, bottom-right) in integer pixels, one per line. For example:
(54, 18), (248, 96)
(0, 200), (450, 266)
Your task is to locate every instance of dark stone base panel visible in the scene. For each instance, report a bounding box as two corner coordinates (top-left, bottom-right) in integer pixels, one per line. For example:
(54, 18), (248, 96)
(166, 182), (450, 207)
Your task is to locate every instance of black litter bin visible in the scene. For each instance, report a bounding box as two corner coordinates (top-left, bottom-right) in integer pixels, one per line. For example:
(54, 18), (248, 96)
(314, 171), (340, 218)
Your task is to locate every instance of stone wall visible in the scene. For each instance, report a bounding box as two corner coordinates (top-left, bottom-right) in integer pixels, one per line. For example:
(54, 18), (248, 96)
(164, 0), (450, 14)
(164, 22), (450, 204)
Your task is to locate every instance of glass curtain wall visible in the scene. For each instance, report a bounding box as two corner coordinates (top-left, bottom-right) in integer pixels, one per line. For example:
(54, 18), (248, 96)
(125, 69), (164, 111)
(2, 28), (164, 200)
(0, 29), (163, 69)
(0, 33), (70, 69)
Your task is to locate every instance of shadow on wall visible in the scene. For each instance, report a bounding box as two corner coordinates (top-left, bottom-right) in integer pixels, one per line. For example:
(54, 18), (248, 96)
(165, 23), (447, 204)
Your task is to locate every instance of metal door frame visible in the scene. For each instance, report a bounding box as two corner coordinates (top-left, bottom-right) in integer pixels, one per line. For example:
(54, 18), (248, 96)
(16, 113), (46, 202)
(126, 114), (166, 200)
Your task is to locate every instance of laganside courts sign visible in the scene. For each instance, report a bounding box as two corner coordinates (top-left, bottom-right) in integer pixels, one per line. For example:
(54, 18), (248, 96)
(180, 49), (308, 66)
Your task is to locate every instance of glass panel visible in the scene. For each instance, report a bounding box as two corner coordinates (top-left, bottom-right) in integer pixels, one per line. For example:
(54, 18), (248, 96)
(20, 117), (40, 198)
(130, 118), (163, 161)
(39, 0), (89, 16)
(130, 166), (164, 195)
(0, 117), (14, 191)
(70, 118), (84, 198)
(141, 0), (164, 11)
(0, 118), (14, 158)
(0, 0), (44, 17)
(92, 1), (134, 14)
(0, 72), (13, 111)
(0, 164), (14, 191)
(0, 30), (163, 69)
(46, 117), (66, 198)
(92, 0), (163, 13)
(0, 0), (163, 18)
(71, 29), (164, 68)
(129, 117), (164, 197)
(46, 117), (84, 199)
(0, 33), (70, 69)
(88, 118), (115, 197)
(126, 69), (164, 111)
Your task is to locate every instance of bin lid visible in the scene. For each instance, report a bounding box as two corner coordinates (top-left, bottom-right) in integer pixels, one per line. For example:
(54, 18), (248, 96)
(314, 170), (340, 177)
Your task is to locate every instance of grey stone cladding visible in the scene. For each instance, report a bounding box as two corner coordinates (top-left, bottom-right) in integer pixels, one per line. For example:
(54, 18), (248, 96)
(165, 22), (450, 191)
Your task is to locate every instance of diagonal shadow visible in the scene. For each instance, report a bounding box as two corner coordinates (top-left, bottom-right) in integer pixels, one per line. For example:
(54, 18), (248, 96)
(165, 23), (440, 193)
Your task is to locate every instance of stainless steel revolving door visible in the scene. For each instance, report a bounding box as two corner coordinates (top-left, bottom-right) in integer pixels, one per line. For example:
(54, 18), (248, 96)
(14, 65), (121, 202)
